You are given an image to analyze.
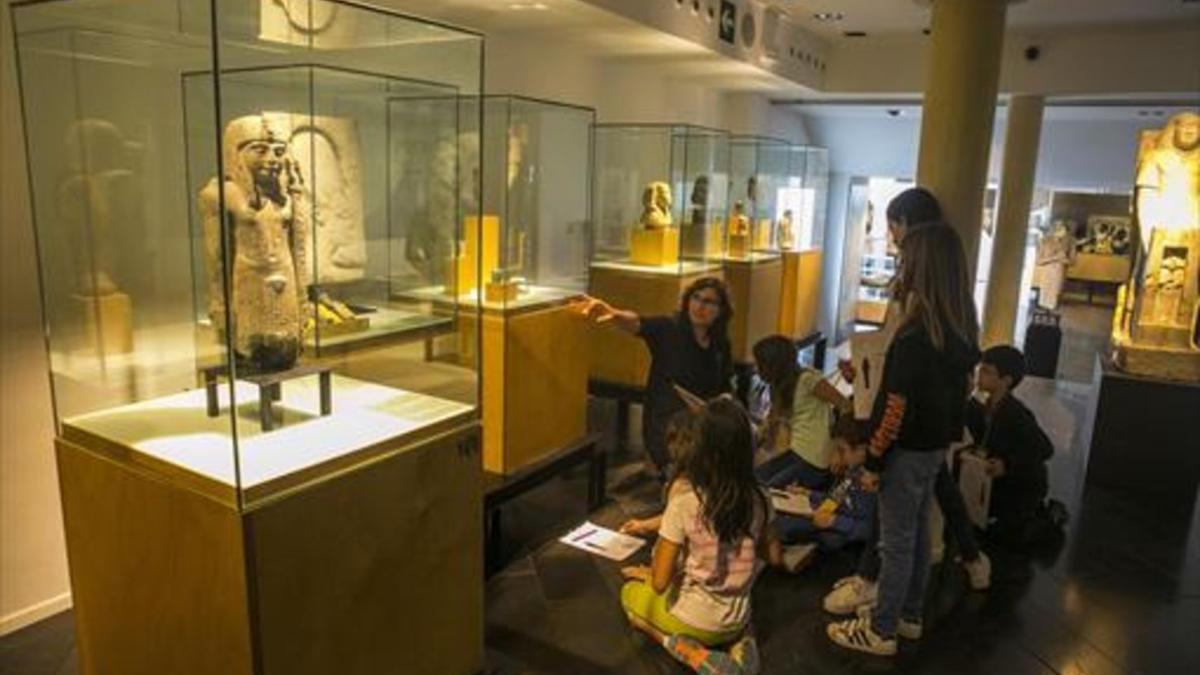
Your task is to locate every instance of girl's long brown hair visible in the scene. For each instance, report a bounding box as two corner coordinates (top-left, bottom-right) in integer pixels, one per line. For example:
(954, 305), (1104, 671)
(680, 397), (765, 544)
(895, 223), (979, 351)
(753, 335), (798, 421)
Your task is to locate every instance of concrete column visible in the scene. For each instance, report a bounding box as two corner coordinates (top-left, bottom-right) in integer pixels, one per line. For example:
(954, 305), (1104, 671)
(916, 0), (1008, 277)
(982, 94), (1045, 347)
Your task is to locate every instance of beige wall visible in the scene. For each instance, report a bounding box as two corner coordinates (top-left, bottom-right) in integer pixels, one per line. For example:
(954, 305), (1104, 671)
(0, 0), (73, 635)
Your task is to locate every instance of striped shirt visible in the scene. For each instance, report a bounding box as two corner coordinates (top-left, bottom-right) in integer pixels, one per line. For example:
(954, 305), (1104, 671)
(659, 480), (772, 633)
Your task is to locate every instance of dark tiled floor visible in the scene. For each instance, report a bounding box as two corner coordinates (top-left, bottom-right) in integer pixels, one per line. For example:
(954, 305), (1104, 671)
(4, 300), (1196, 675)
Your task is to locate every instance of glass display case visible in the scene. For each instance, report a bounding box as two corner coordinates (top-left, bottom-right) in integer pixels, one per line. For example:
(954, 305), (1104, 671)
(728, 135), (789, 257)
(589, 123), (729, 386)
(776, 146), (828, 340)
(12, 2), (483, 674)
(468, 95), (593, 473)
(725, 136), (786, 362)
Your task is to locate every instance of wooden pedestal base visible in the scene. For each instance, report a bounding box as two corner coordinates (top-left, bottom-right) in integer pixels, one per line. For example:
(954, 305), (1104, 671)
(56, 426), (483, 675)
(725, 257), (782, 363)
(777, 250), (823, 339)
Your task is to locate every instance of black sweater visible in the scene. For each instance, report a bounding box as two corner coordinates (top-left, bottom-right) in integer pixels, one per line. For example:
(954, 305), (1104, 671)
(965, 394), (1054, 507)
(866, 324), (980, 471)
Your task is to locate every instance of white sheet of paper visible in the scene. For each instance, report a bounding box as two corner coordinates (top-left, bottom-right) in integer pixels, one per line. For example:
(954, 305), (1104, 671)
(958, 451), (993, 528)
(850, 328), (891, 420)
(769, 488), (815, 517)
(559, 521), (646, 561)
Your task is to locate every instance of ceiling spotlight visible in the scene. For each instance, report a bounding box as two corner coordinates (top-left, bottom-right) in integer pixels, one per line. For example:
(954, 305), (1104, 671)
(508, 2), (548, 10)
(813, 12), (845, 22)
(887, 109), (903, 118)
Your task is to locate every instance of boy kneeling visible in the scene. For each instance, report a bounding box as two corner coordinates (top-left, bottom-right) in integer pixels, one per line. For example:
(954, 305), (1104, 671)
(968, 345), (1055, 549)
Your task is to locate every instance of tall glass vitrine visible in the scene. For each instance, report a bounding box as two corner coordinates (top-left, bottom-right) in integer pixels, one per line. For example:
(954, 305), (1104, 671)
(777, 144), (830, 341)
(11, 2), (484, 673)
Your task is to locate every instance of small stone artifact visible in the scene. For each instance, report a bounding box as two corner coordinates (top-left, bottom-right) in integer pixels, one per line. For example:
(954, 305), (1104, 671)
(639, 182), (674, 229)
(777, 209), (795, 250)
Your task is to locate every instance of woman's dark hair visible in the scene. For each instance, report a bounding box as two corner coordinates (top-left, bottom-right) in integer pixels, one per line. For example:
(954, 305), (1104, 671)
(753, 335), (798, 421)
(680, 397), (766, 544)
(895, 223), (980, 351)
(886, 187), (943, 229)
(678, 276), (733, 349)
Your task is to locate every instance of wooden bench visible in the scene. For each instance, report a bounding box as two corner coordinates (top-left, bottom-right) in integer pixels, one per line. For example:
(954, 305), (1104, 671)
(484, 433), (605, 576)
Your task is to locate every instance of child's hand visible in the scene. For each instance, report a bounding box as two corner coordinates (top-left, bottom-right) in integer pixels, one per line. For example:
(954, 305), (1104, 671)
(812, 510), (837, 529)
(619, 518), (655, 536)
(985, 458), (1006, 477)
(577, 296), (616, 323)
(621, 565), (651, 582)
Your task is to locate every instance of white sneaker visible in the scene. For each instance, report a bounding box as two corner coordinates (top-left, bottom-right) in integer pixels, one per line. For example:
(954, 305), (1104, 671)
(963, 552), (992, 591)
(897, 617), (923, 640)
(827, 609), (896, 656)
(823, 575), (877, 615)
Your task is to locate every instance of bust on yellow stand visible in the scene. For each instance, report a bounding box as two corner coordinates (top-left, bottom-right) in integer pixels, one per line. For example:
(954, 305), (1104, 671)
(630, 181), (680, 267)
(727, 200), (752, 259)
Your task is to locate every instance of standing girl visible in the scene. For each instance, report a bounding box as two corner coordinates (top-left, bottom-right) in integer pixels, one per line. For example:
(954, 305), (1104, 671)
(580, 277), (735, 477)
(827, 224), (981, 656)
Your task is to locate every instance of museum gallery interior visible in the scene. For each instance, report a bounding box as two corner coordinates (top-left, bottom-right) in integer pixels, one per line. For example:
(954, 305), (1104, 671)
(0, 0), (1197, 673)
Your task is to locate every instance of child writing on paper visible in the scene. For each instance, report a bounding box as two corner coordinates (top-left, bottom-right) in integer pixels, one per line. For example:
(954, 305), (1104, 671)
(751, 335), (852, 491)
(966, 345), (1055, 549)
(772, 443), (877, 572)
(618, 399), (782, 675)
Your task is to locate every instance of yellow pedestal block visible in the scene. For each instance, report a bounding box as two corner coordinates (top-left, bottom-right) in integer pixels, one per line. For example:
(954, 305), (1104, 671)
(55, 425), (483, 675)
(630, 227), (680, 267)
(588, 264), (723, 388)
(70, 291), (133, 354)
(725, 258), (783, 363)
(484, 281), (521, 304)
(753, 219), (773, 251)
(447, 214), (501, 296)
(475, 302), (589, 474)
(1068, 253), (1131, 284)
(728, 233), (751, 260)
(777, 250), (823, 339)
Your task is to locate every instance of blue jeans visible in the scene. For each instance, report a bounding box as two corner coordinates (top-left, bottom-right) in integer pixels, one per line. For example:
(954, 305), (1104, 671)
(755, 452), (832, 491)
(873, 448), (944, 637)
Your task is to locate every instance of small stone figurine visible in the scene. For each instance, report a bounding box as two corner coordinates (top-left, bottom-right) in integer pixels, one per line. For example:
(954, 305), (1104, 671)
(639, 182), (674, 229)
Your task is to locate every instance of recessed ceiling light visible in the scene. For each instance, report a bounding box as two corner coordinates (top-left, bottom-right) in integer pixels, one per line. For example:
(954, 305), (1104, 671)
(813, 12), (845, 22)
(508, 2), (548, 10)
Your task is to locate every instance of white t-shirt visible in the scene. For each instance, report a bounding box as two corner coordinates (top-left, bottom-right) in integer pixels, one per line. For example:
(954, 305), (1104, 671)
(658, 480), (772, 633)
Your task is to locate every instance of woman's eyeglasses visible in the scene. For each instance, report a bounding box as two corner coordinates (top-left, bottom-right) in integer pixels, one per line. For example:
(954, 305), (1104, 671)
(690, 294), (721, 308)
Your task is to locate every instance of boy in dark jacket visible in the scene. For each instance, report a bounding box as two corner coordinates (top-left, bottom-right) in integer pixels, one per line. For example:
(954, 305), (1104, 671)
(966, 345), (1055, 548)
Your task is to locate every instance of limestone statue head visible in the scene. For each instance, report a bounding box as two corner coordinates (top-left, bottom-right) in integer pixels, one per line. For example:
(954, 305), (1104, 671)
(1165, 112), (1200, 154)
(640, 181), (673, 228)
(223, 113), (295, 200)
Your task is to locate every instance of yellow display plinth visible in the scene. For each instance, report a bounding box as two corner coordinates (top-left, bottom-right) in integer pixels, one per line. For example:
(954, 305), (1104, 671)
(630, 227), (680, 267)
(471, 302), (588, 474)
(728, 233), (751, 259)
(56, 424), (483, 675)
(448, 215), (501, 296)
(1068, 253), (1131, 283)
(485, 281), (520, 304)
(856, 300), (889, 325)
(778, 250), (823, 339)
(725, 257), (783, 363)
(588, 263), (723, 388)
(70, 291), (133, 354)
(753, 219), (772, 251)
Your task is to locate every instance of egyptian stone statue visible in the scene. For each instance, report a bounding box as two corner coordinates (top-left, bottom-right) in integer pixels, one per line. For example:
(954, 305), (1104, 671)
(639, 181), (673, 229)
(689, 175), (709, 227)
(729, 200), (751, 237)
(776, 209), (795, 250)
(200, 113), (310, 373)
(1113, 112), (1200, 380)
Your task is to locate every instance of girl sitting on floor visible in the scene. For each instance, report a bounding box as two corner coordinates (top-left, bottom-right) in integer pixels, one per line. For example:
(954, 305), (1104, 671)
(618, 398), (782, 675)
(752, 335), (852, 491)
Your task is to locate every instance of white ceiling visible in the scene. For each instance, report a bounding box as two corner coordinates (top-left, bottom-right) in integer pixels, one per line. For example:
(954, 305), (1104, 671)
(766, 0), (1200, 37)
(786, 101), (1200, 122)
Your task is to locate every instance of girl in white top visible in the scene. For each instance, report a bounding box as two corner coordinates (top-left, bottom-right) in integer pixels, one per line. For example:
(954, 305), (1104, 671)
(619, 398), (782, 674)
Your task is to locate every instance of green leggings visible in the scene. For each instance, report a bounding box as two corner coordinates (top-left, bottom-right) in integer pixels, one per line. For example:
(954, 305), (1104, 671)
(620, 581), (743, 647)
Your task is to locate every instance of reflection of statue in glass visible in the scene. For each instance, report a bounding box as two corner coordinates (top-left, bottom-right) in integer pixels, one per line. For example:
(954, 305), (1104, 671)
(200, 113), (309, 373)
(776, 209), (795, 251)
(639, 182), (673, 229)
(1113, 112), (1200, 381)
(56, 119), (141, 354)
